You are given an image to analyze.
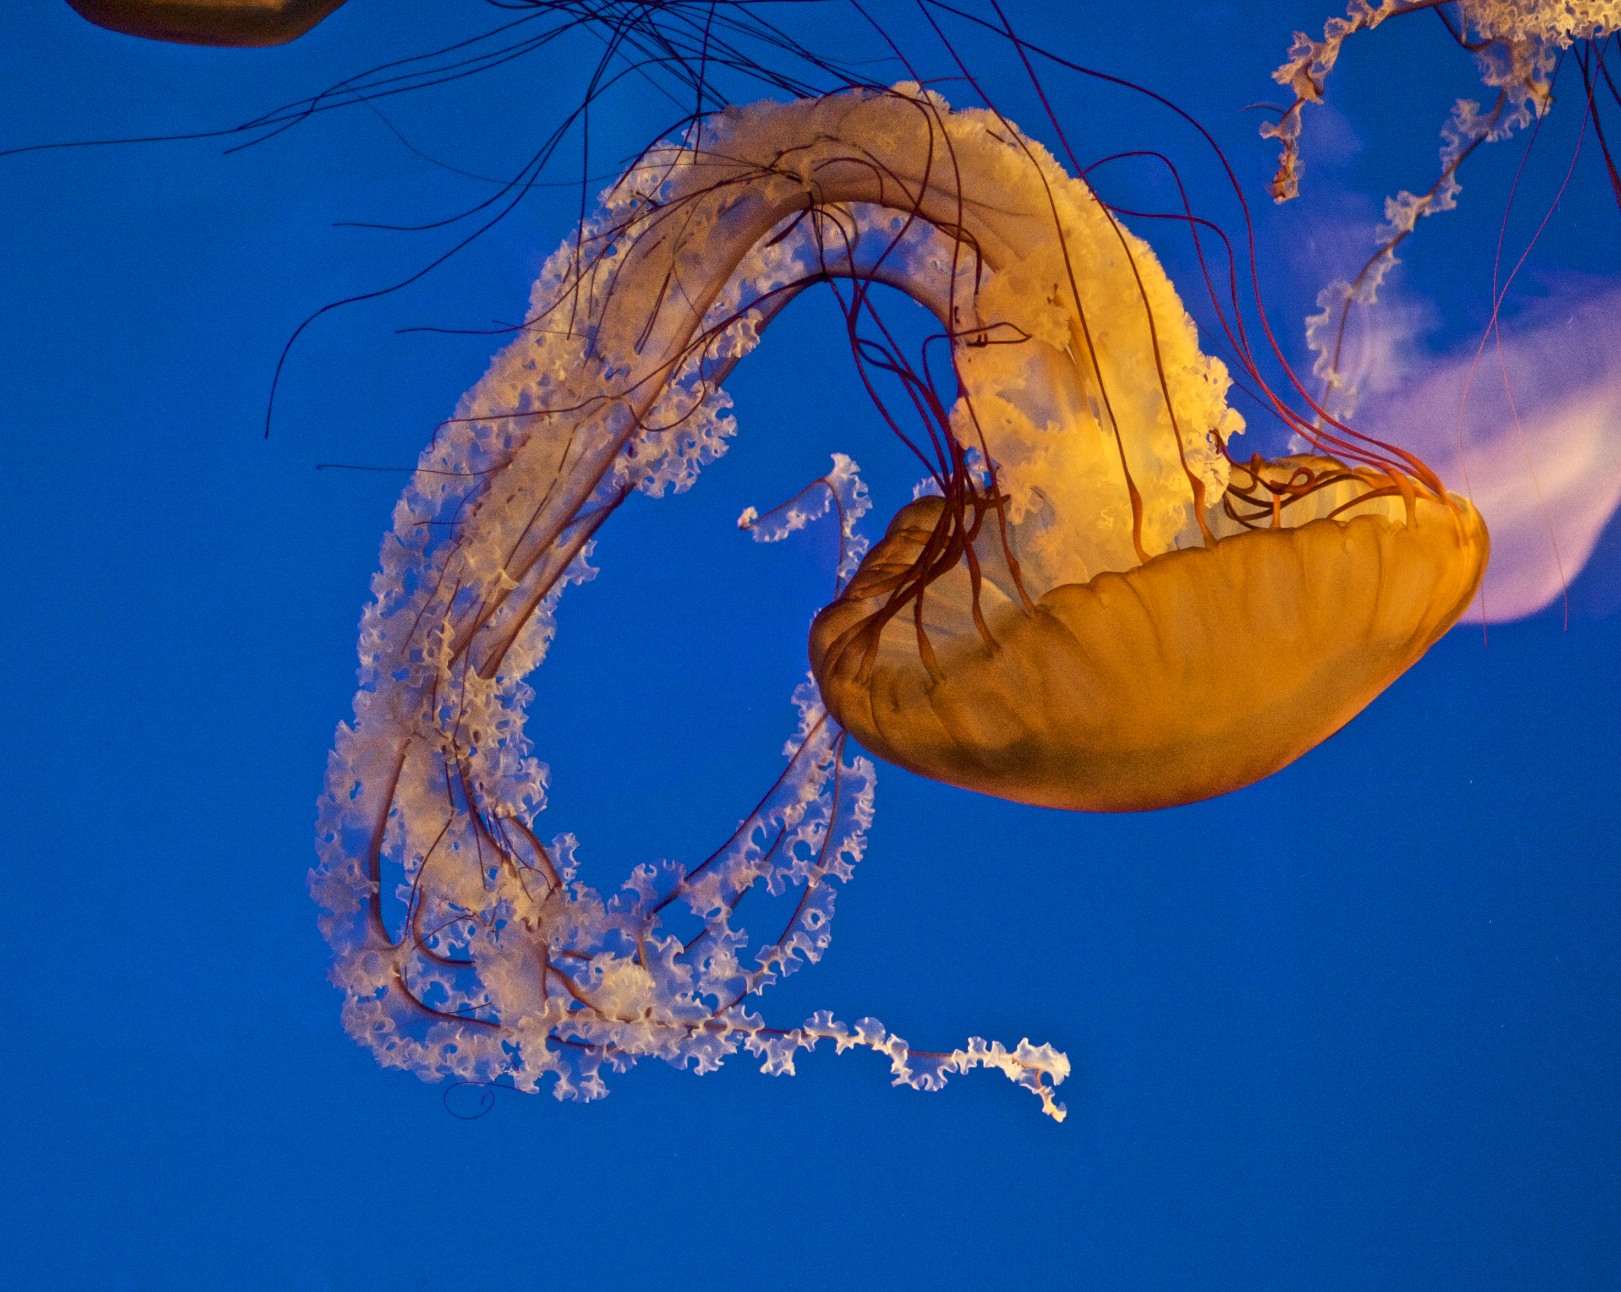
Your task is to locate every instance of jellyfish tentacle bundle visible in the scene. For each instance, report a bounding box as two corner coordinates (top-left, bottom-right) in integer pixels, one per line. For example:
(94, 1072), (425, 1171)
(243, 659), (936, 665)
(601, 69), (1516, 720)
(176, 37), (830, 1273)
(313, 86), (1484, 1114)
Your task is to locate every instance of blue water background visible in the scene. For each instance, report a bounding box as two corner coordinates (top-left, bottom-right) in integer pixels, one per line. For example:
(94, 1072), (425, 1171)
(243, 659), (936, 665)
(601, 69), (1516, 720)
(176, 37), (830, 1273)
(3, 2), (1618, 1287)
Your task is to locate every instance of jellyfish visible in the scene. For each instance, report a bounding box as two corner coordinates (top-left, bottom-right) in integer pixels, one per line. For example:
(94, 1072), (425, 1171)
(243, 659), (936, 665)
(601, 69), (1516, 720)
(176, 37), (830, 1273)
(310, 84), (1487, 1117)
(65, 0), (349, 46)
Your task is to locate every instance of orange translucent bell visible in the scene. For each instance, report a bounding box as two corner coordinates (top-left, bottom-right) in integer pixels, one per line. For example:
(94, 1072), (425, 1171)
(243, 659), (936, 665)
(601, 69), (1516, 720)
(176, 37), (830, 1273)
(811, 456), (1489, 812)
(66, 0), (348, 45)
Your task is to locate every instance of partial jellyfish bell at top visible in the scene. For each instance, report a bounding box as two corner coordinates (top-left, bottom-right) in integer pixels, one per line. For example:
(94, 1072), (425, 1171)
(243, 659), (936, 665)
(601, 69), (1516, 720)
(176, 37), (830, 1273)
(65, 0), (348, 46)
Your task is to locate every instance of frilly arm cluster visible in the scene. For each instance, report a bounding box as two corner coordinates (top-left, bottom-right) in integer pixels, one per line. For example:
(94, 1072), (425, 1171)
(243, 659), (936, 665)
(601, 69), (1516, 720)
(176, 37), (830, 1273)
(1265, 0), (1618, 413)
(310, 87), (1106, 1119)
(1262, 0), (1613, 204)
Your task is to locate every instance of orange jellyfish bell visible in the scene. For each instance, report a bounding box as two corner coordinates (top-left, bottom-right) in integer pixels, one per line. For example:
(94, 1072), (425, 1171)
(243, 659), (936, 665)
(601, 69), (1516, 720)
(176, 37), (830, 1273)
(65, 0), (348, 46)
(811, 455), (1488, 813)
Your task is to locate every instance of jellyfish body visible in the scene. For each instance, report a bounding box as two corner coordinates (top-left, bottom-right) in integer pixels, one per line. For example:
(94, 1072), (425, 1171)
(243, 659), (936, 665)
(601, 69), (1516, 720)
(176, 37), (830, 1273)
(313, 86), (1483, 1116)
(65, 0), (348, 46)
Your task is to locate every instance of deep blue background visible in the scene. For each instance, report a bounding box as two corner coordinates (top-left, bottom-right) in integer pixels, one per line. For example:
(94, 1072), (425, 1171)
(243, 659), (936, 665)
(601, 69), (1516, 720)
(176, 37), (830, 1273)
(4, 3), (1617, 1288)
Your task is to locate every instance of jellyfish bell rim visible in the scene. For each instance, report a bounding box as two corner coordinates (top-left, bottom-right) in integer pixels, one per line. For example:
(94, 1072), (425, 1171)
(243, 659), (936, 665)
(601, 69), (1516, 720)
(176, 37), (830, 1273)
(64, 0), (349, 46)
(809, 458), (1491, 813)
